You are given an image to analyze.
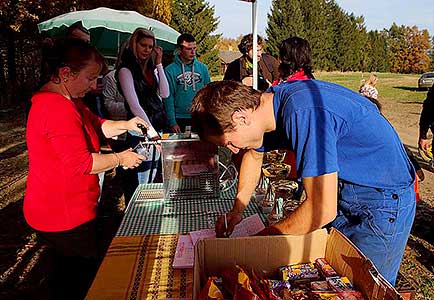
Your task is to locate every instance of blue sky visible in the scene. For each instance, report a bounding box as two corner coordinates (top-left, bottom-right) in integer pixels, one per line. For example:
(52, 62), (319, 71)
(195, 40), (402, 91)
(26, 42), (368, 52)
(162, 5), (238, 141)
(207, 0), (434, 38)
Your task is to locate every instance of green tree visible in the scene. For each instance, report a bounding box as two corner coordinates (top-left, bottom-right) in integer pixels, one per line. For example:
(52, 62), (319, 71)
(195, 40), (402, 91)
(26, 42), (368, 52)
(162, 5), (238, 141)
(327, 1), (354, 71)
(366, 30), (389, 72)
(265, 0), (305, 57)
(385, 24), (430, 73)
(170, 0), (220, 75)
(298, 0), (335, 71)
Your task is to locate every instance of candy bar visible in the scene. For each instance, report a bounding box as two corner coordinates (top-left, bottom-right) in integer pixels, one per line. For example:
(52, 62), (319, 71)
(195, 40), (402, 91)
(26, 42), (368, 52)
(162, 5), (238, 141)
(327, 276), (353, 292)
(267, 280), (291, 298)
(314, 258), (338, 278)
(310, 290), (365, 300)
(337, 290), (365, 300)
(310, 280), (332, 292)
(310, 291), (340, 300)
(279, 262), (320, 281)
(290, 289), (309, 300)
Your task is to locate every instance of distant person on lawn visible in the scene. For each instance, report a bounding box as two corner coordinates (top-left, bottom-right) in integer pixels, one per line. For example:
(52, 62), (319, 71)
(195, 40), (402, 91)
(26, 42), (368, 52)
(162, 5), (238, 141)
(359, 73), (379, 101)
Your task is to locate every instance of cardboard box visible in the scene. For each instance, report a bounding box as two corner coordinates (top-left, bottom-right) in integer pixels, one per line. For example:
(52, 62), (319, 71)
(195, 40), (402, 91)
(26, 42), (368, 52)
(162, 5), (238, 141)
(193, 228), (403, 300)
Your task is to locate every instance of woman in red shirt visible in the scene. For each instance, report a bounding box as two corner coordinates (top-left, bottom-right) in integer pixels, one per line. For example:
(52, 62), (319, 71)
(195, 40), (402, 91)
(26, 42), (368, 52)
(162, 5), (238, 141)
(25, 38), (148, 300)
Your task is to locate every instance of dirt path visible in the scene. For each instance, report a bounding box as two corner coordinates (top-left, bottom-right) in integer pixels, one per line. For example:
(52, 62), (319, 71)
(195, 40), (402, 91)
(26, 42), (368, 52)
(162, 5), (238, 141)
(381, 97), (434, 299)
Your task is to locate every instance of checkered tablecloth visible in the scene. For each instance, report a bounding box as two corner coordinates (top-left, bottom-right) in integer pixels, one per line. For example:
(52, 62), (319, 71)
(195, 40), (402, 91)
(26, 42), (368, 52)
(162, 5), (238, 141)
(116, 181), (266, 236)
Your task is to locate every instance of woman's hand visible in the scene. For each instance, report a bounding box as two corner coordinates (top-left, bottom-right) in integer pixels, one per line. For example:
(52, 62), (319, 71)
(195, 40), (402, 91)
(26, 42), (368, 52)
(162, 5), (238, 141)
(126, 117), (150, 135)
(154, 46), (163, 65)
(118, 148), (146, 169)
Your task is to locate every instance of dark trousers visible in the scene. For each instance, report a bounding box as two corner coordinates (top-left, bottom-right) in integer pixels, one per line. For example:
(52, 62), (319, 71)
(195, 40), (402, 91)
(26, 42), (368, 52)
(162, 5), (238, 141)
(37, 219), (102, 300)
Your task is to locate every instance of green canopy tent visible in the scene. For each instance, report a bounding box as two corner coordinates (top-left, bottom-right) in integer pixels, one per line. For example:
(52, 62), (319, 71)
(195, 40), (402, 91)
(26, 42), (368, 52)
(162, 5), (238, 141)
(38, 7), (180, 59)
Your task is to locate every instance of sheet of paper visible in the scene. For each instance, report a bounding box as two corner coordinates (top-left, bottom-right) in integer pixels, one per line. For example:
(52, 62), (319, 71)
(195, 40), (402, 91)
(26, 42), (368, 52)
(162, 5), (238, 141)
(189, 213), (265, 244)
(189, 228), (216, 246)
(172, 235), (194, 269)
(230, 213), (265, 237)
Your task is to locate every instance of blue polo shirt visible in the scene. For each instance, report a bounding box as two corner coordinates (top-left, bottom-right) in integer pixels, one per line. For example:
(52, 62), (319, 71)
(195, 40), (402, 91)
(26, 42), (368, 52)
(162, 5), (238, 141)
(259, 80), (414, 189)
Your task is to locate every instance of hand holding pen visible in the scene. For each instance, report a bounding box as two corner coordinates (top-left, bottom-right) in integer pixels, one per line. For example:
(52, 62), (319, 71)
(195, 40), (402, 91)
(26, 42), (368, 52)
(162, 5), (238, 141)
(215, 210), (243, 238)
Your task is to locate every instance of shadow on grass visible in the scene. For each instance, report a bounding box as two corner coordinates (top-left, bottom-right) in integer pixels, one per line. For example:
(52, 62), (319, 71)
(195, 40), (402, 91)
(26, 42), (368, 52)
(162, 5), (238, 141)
(393, 86), (425, 92)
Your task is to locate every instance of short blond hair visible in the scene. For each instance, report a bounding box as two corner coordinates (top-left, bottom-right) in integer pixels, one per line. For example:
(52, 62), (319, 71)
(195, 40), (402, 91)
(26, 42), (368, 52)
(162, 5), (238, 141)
(361, 73), (378, 88)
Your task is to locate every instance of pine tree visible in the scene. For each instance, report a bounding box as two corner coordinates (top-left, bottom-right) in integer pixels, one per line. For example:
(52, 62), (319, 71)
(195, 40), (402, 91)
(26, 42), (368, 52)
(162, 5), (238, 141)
(265, 0), (305, 57)
(299, 0), (334, 71)
(367, 30), (389, 72)
(327, 0), (353, 71)
(170, 0), (220, 75)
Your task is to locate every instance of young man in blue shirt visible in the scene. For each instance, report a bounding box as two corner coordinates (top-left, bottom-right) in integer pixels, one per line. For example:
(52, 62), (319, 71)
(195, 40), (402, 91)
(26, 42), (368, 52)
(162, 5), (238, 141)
(190, 80), (416, 286)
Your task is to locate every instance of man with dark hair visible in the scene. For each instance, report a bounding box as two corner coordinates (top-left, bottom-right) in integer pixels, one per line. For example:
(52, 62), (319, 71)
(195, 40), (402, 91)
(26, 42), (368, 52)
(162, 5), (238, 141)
(224, 33), (279, 91)
(190, 80), (416, 286)
(163, 33), (210, 133)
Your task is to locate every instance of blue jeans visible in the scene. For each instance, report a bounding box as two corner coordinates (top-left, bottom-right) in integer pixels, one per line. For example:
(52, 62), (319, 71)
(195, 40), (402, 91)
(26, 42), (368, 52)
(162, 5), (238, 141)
(330, 181), (416, 286)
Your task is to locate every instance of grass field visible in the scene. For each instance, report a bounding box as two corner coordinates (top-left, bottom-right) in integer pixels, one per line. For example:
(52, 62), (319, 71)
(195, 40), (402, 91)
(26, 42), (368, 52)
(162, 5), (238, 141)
(315, 71), (427, 104)
(212, 72), (429, 103)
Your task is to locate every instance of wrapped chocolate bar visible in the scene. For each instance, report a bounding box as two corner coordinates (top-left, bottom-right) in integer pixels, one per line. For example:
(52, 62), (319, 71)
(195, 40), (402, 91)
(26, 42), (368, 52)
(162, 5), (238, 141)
(310, 291), (340, 300)
(326, 277), (353, 292)
(314, 258), (338, 278)
(310, 280), (332, 292)
(290, 289), (309, 300)
(233, 286), (260, 300)
(222, 265), (262, 300)
(310, 290), (364, 300)
(249, 270), (276, 300)
(279, 262), (320, 282)
(198, 277), (224, 300)
(337, 290), (365, 300)
(266, 280), (291, 299)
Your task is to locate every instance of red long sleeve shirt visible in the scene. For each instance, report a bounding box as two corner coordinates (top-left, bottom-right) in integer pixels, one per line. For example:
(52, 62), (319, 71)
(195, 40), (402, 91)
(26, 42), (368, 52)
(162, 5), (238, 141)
(24, 92), (105, 232)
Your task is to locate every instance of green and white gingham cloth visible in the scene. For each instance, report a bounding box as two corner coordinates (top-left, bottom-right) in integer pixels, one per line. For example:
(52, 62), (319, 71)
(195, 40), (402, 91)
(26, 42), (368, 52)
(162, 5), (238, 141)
(116, 181), (266, 236)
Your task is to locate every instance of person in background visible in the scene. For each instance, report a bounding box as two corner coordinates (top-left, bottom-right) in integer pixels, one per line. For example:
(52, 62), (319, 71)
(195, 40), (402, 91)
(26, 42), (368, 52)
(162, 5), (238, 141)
(418, 84), (434, 162)
(191, 80), (416, 286)
(224, 33), (279, 91)
(25, 38), (148, 300)
(164, 33), (211, 133)
(65, 21), (91, 42)
(359, 73), (379, 101)
(104, 40), (128, 122)
(272, 36), (315, 86)
(116, 28), (169, 201)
